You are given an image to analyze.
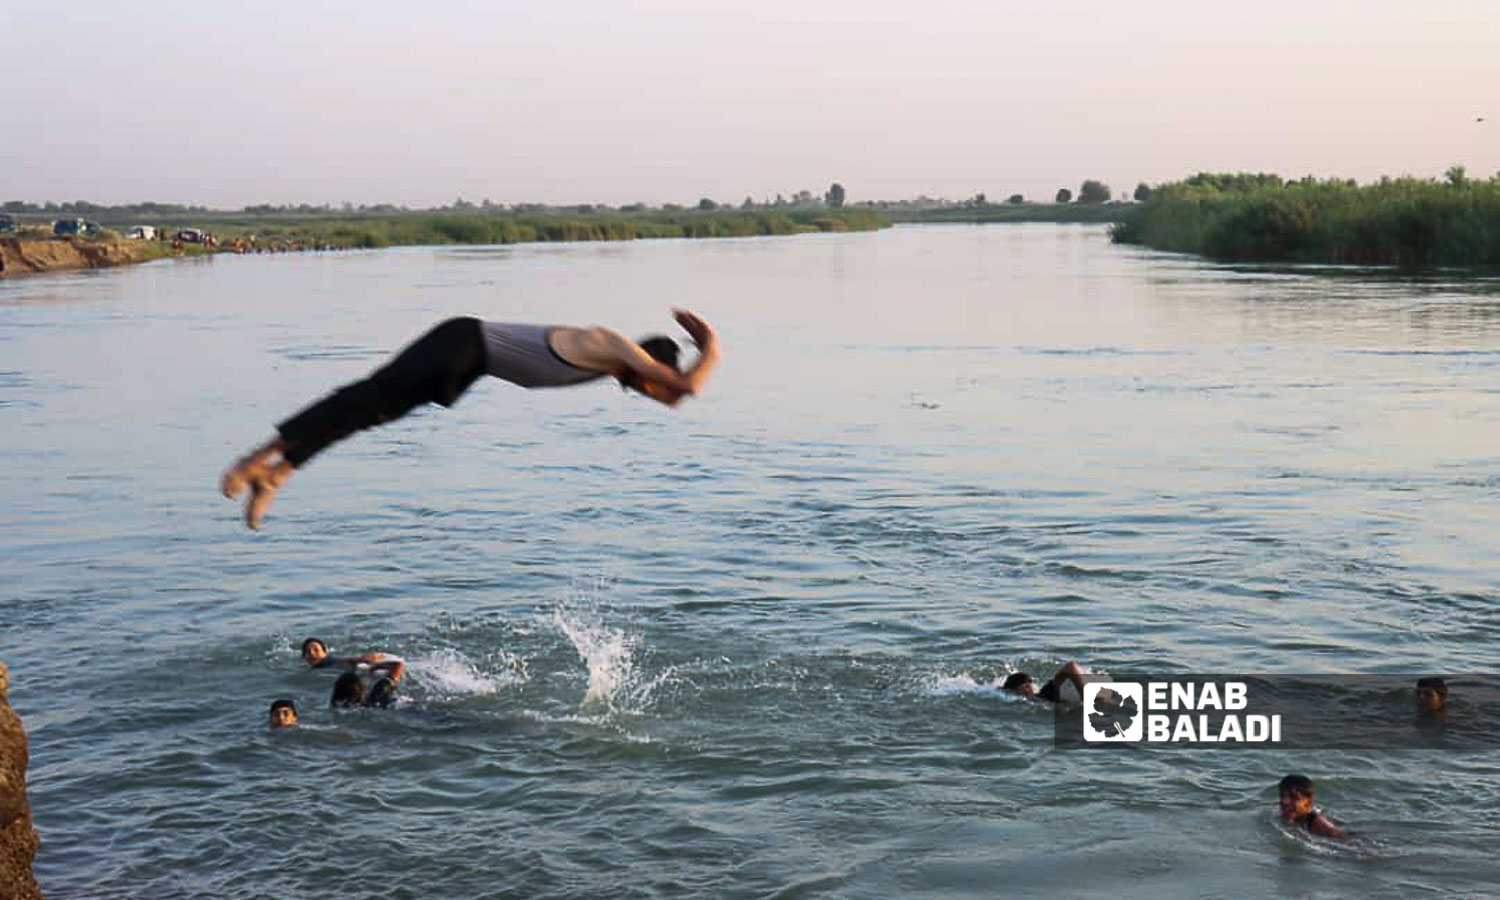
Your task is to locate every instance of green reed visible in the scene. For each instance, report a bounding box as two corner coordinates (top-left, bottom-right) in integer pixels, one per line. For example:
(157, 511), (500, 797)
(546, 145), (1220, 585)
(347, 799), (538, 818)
(1112, 171), (1500, 267)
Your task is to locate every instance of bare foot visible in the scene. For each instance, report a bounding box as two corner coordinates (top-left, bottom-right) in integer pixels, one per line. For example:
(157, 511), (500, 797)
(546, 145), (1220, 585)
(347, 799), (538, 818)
(245, 460), (294, 530)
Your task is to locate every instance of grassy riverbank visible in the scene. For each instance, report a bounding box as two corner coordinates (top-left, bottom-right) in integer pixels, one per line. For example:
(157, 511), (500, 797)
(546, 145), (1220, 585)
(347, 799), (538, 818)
(280, 206), (886, 248)
(1111, 172), (1500, 267)
(0, 207), (888, 275)
(41, 207), (888, 250)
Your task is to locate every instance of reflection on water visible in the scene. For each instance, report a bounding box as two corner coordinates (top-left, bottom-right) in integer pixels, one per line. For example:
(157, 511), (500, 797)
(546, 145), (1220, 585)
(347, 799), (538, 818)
(2, 224), (1498, 898)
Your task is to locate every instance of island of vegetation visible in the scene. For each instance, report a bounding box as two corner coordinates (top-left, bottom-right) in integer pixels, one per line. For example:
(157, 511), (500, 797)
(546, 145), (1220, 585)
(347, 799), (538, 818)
(1111, 169), (1500, 267)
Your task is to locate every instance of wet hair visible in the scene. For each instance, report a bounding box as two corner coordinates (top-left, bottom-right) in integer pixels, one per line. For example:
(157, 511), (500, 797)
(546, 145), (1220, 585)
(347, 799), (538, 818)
(330, 672), (366, 708)
(301, 637), (326, 656)
(1279, 774), (1314, 797)
(1002, 672), (1033, 691)
(366, 676), (398, 709)
(269, 698), (297, 715)
(1416, 677), (1448, 699)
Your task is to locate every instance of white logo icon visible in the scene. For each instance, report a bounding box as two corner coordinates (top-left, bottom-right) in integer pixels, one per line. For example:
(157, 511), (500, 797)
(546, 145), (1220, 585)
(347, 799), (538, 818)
(1082, 681), (1143, 742)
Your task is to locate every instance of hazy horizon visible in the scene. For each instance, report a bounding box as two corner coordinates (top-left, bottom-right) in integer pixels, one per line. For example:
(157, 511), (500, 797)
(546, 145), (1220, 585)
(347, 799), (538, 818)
(4, 0), (1496, 208)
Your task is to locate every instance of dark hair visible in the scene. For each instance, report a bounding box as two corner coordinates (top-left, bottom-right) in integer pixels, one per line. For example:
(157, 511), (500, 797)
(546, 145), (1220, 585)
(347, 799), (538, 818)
(301, 637), (326, 655)
(366, 676), (398, 709)
(619, 336), (682, 393)
(1279, 774), (1314, 796)
(330, 672), (365, 708)
(637, 335), (681, 371)
(1416, 677), (1448, 698)
(1002, 672), (1033, 691)
(270, 698), (297, 714)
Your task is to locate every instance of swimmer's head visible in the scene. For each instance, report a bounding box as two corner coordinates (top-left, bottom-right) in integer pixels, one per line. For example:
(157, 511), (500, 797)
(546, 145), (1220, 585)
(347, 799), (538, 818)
(1278, 774), (1315, 820)
(1002, 672), (1037, 697)
(330, 672), (365, 708)
(1416, 677), (1448, 713)
(617, 336), (683, 401)
(269, 698), (298, 729)
(367, 676), (398, 709)
(301, 637), (328, 666)
(638, 336), (681, 370)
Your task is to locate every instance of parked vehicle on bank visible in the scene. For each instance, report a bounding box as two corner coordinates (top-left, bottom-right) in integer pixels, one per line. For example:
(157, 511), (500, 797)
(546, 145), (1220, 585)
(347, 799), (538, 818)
(176, 228), (205, 243)
(0, 214), (15, 233)
(53, 219), (100, 237)
(127, 225), (157, 240)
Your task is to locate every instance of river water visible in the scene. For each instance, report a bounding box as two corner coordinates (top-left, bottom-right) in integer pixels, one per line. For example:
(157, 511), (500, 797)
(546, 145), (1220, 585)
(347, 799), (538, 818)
(2, 224), (1498, 898)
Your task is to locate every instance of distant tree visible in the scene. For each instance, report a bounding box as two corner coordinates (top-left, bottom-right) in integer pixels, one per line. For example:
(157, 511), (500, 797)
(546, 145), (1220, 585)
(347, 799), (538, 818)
(1133, 183), (1152, 202)
(621, 202), (647, 212)
(973, 192), (986, 206)
(742, 196), (755, 209)
(1007, 193), (1024, 204)
(774, 193), (787, 208)
(793, 190), (815, 206)
(1446, 164), (1468, 187)
(662, 203), (683, 212)
(2, 201), (27, 213)
(698, 198), (717, 211)
(825, 183), (846, 207)
(1078, 180), (1111, 204)
(1055, 188), (1072, 204)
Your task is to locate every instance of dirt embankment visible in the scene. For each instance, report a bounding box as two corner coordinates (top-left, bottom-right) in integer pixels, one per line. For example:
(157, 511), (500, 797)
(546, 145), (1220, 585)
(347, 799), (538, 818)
(0, 663), (42, 900)
(0, 236), (157, 277)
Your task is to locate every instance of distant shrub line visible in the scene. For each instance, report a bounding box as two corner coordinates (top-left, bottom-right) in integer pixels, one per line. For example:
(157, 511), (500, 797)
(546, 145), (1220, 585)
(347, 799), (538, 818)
(204, 208), (887, 250)
(1111, 171), (1500, 267)
(888, 203), (1132, 224)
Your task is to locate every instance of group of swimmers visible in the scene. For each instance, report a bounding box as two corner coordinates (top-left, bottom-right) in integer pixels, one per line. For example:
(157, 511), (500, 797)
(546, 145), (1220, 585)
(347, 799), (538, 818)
(268, 642), (1450, 842)
(1276, 676), (1448, 838)
(266, 638), (406, 728)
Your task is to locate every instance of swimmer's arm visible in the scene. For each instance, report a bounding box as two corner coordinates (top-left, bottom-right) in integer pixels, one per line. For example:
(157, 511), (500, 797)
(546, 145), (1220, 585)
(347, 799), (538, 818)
(1053, 661), (1088, 700)
(671, 309), (720, 395)
(366, 656), (406, 682)
(324, 652), (399, 670)
(1308, 814), (1350, 840)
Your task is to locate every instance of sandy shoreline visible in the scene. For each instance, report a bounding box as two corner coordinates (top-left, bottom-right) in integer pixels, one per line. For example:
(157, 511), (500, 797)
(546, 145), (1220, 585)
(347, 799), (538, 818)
(0, 237), (160, 278)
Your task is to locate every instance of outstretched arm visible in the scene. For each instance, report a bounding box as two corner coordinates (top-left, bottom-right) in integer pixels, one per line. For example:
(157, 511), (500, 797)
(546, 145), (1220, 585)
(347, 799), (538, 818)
(323, 652), (402, 674)
(367, 656), (406, 682)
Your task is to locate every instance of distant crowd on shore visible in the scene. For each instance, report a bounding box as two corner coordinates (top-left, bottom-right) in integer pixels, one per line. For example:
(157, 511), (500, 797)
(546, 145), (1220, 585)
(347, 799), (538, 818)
(163, 228), (335, 254)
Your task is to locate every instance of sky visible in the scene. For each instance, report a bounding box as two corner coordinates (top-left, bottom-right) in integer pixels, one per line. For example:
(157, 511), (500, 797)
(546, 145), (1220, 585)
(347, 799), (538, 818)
(3, 0), (1498, 208)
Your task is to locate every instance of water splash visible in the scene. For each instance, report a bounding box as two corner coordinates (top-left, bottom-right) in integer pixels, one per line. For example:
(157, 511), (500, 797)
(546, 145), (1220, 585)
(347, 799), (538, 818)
(931, 673), (995, 695)
(407, 647), (524, 699)
(551, 606), (640, 710)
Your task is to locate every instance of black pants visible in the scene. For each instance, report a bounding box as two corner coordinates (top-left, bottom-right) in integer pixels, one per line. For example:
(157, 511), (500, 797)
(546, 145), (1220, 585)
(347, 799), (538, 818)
(277, 317), (487, 467)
